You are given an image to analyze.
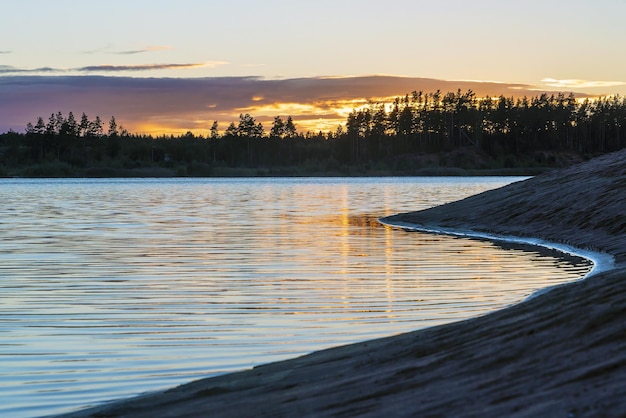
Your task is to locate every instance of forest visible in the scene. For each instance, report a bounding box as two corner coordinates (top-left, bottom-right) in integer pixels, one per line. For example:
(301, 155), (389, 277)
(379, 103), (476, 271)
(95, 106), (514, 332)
(1, 90), (625, 177)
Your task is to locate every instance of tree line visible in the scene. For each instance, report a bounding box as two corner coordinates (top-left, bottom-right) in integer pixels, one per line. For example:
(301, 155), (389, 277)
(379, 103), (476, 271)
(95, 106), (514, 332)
(25, 112), (128, 138)
(1, 90), (625, 176)
(344, 90), (625, 159)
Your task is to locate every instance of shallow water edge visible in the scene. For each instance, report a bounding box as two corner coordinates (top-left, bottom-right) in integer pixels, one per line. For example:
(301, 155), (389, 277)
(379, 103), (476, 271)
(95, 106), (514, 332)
(379, 218), (616, 300)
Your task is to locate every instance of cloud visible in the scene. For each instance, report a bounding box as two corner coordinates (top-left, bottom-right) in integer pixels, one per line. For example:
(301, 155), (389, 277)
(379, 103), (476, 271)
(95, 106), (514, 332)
(81, 44), (114, 54)
(115, 45), (174, 55)
(82, 44), (173, 55)
(77, 63), (210, 72)
(0, 74), (596, 135)
(542, 78), (626, 89)
(0, 50), (11, 54)
(0, 61), (225, 74)
(0, 65), (59, 74)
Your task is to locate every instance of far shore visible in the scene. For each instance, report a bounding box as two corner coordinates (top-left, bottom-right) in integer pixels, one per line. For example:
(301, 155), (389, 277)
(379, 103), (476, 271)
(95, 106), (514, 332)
(55, 149), (625, 418)
(4, 164), (551, 179)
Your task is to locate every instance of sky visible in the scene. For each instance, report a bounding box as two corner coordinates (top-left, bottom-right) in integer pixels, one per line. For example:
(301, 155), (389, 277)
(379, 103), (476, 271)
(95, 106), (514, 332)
(1, 0), (626, 135)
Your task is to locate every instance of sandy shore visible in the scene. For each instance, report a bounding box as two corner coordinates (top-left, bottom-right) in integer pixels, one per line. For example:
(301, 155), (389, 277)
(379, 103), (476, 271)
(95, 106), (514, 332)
(56, 150), (626, 418)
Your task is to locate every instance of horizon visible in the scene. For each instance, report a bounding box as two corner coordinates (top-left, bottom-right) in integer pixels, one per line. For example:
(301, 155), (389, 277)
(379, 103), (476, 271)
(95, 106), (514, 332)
(2, 0), (626, 135)
(4, 74), (616, 136)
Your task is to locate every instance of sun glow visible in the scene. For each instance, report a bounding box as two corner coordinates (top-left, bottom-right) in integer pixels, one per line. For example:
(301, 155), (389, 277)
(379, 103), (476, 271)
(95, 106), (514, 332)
(542, 78), (626, 89)
(127, 96), (409, 136)
(133, 122), (199, 137)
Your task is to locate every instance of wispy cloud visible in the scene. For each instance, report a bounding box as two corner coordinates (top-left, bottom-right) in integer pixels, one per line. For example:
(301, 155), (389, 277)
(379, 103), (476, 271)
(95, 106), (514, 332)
(542, 78), (626, 89)
(0, 50), (12, 54)
(0, 61), (226, 74)
(83, 44), (173, 55)
(77, 63), (210, 72)
(0, 65), (58, 74)
(82, 44), (115, 54)
(115, 45), (174, 55)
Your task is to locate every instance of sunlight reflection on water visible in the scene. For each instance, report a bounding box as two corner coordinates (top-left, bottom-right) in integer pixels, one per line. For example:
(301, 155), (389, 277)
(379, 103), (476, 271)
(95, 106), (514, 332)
(0, 177), (591, 417)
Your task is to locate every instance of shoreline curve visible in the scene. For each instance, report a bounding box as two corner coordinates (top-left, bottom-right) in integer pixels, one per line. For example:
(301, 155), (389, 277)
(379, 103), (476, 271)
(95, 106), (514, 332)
(378, 218), (615, 284)
(378, 218), (616, 309)
(54, 149), (626, 418)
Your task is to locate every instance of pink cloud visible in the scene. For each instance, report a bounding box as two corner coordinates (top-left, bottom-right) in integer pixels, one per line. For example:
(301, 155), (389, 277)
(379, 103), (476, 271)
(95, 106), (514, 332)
(77, 63), (208, 72)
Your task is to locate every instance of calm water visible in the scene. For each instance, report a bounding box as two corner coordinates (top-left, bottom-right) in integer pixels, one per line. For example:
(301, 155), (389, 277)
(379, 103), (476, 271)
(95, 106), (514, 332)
(0, 177), (592, 417)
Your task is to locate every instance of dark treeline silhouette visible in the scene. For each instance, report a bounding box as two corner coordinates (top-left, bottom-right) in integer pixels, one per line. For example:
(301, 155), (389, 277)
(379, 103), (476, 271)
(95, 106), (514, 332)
(1, 91), (625, 177)
(345, 90), (625, 158)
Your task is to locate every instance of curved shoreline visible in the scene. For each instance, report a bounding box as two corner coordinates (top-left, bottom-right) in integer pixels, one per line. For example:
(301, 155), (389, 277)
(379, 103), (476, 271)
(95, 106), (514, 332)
(378, 219), (616, 306)
(378, 218), (616, 279)
(55, 150), (626, 418)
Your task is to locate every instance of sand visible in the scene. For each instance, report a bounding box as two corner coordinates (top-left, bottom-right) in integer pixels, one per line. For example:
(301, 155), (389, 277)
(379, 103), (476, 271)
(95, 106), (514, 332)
(55, 149), (626, 418)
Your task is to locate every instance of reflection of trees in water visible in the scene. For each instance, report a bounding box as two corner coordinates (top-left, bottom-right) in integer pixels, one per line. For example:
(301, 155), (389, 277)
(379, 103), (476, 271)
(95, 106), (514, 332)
(346, 214), (386, 229)
(291, 213), (384, 234)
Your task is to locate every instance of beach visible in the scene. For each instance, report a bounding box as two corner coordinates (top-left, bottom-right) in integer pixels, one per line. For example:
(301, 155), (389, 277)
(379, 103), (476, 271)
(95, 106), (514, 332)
(56, 149), (625, 418)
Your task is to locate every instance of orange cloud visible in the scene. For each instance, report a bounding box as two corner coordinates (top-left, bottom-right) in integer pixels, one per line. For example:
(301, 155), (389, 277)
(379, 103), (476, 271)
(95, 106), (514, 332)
(542, 78), (626, 89)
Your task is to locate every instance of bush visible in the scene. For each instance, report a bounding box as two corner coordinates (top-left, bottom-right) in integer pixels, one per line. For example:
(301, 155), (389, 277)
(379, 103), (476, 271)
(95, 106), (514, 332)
(187, 161), (213, 176)
(19, 161), (75, 177)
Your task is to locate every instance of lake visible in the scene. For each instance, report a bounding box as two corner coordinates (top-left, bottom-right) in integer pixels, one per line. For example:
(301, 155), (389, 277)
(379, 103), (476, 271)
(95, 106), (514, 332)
(0, 177), (592, 417)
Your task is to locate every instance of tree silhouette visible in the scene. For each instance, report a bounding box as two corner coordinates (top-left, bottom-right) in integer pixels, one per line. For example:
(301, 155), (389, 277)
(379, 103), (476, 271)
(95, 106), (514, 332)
(237, 113), (262, 137)
(5, 90), (625, 177)
(108, 116), (118, 137)
(210, 121), (219, 139)
(285, 116), (297, 138)
(270, 116), (286, 138)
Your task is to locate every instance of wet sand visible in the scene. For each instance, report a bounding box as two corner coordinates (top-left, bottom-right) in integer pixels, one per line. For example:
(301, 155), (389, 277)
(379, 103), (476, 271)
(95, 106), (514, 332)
(56, 149), (626, 418)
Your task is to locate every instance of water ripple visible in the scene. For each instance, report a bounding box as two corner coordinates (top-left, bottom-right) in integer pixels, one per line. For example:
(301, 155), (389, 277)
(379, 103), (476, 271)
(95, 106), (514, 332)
(0, 177), (590, 417)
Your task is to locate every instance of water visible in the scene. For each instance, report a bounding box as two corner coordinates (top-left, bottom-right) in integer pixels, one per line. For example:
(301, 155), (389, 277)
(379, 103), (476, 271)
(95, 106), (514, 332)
(0, 177), (592, 417)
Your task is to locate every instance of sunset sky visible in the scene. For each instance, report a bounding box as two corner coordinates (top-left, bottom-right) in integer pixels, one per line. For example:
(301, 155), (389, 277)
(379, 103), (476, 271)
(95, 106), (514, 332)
(2, 0), (625, 135)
